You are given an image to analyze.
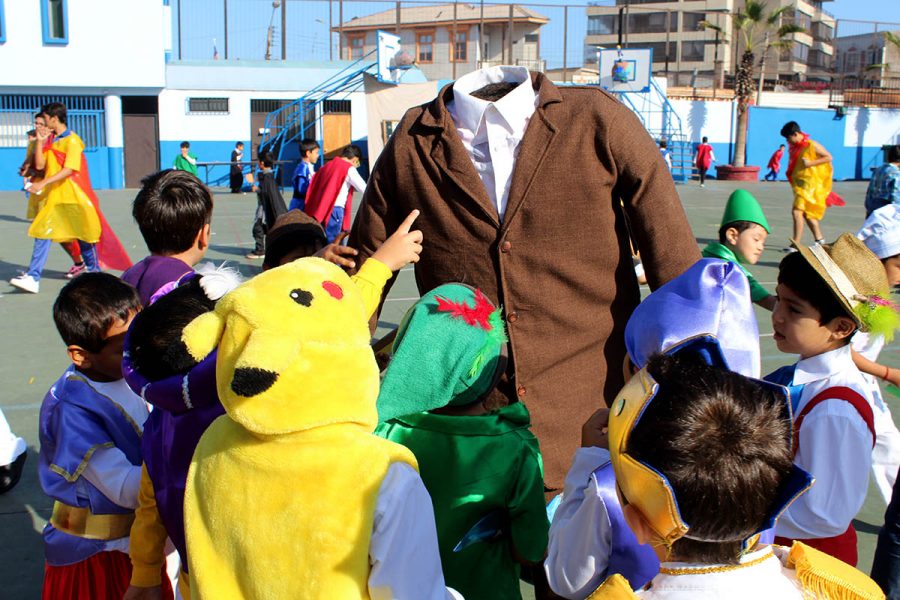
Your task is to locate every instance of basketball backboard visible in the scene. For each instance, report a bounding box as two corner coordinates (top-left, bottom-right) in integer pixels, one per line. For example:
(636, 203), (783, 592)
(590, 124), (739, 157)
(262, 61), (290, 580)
(376, 30), (413, 84)
(598, 48), (653, 93)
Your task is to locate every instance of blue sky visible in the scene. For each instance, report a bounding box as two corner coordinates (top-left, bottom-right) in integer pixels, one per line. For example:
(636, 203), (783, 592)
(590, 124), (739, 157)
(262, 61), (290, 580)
(175, 0), (897, 69)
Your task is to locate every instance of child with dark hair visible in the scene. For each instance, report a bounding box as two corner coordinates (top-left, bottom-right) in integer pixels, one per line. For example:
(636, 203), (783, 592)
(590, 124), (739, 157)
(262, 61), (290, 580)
(781, 120), (842, 246)
(765, 144), (786, 181)
(702, 189), (776, 310)
(122, 266), (241, 600)
(38, 274), (173, 600)
(173, 141), (198, 177)
(246, 150), (287, 260)
(546, 258), (764, 598)
(122, 169), (214, 305)
(12, 103), (132, 294)
(694, 136), (715, 187)
(289, 138), (320, 211)
(305, 144), (367, 243)
(865, 144), (900, 217)
(582, 343), (882, 598)
(376, 284), (548, 600)
(229, 142), (244, 194)
(766, 235), (898, 566)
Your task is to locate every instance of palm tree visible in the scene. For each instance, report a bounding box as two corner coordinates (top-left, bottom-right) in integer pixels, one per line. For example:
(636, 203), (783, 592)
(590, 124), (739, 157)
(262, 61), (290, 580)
(703, 1), (806, 169)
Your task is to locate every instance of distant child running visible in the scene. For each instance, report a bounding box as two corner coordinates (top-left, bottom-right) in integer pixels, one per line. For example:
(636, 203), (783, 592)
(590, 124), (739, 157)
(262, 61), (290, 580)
(766, 235), (897, 566)
(377, 284), (549, 600)
(765, 144), (785, 181)
(304, 144), (366, 243)
(694, 136), (715, 187)
(781, 121), (843, 246)
(701, 189), (776, 310)
(289, 138), (320, 212)
(38, 274), (173, 600)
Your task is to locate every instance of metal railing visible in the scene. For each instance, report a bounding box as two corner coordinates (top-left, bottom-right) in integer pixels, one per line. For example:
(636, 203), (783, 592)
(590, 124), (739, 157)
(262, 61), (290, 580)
(0, 95), (106, 149)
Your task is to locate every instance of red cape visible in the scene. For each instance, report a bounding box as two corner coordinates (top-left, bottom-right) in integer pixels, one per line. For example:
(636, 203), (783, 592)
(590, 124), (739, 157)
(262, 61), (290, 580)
(51, 148), (132, 271)
(304, 158), (354, 232)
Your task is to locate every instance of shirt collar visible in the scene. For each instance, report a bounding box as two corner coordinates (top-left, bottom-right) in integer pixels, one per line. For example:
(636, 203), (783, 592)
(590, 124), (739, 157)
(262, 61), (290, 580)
(451, 66), (536, 139)
(793, 344), (854, 385)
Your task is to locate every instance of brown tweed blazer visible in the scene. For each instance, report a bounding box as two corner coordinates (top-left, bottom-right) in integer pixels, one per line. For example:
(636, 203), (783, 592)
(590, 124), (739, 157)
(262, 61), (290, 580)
(350, 72), (700, 489)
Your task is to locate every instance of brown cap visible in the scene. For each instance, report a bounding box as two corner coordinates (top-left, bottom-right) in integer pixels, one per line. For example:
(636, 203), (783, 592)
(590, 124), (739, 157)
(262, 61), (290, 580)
(792, 233), (890, 330)
(263, 210), (327, 269)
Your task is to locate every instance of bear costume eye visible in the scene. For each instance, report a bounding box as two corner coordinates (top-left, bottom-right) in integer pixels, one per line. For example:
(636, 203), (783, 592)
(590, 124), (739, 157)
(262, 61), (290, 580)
(290, 289), (313, 307)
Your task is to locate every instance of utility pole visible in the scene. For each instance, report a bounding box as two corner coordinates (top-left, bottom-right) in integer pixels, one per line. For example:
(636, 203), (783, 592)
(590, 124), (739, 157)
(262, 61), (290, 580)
(281, 0), (287, 59)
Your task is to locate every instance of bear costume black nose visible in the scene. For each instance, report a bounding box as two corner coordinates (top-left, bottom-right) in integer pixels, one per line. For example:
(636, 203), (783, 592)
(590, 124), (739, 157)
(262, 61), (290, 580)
(231, 367), (279, 397)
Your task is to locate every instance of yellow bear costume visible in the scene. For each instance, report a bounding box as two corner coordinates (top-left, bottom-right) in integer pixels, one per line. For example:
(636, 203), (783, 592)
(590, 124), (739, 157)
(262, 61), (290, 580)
(182, 257), (418, 599)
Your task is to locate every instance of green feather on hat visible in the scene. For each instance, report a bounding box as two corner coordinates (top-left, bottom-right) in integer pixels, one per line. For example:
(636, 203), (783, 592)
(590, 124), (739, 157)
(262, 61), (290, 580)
(721, 189), (770, 233)
(376, 284), (508, 423)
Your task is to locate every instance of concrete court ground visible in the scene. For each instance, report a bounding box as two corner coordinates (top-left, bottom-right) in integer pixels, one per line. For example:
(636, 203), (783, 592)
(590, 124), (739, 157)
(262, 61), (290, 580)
(0, 179), (895, 598)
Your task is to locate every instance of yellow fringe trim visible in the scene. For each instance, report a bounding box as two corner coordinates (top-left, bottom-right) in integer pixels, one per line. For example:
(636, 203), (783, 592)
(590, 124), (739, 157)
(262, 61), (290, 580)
(788, 542), (885, 600)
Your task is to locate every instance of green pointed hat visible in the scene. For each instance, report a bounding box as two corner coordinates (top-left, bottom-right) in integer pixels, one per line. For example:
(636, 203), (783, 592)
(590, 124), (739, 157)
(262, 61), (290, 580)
(376, 284), (508, 422)
(721, 189), (770, 233)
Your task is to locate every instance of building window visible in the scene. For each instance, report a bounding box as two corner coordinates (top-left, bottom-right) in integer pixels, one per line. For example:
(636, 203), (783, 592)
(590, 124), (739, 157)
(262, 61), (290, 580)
(41, 0), (69, 45)
(0, 0), (6, 44)
(451, 30), (467, 62)
(681, 41), (707, 62)
(628, 11), (676, 34)
(347, 34), (365, 60)
(791, 42), (809, 62)
(188, 97), (229, 114)
(417, 31), (434, 63)
(644, 41), (676, 64)
(682, 12), (706, 32)
(587, 15), (617, 36)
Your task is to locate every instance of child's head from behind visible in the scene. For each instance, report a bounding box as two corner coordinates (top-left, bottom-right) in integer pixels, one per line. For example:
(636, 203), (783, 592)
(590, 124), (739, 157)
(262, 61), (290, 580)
(622, 351), (793, 564)
(263, 210), (327, 270)
(129, 278), (216, 381)
(774, 251), (856, 358)
(133, 169), (213, 264)
(53, 273), (141, 382)
(258, 150), (275, 170)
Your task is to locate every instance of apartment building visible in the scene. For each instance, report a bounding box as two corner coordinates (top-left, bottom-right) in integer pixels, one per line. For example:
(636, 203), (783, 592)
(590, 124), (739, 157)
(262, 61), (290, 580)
(334, 3), (548, 81)
(585, 0), (836, 86)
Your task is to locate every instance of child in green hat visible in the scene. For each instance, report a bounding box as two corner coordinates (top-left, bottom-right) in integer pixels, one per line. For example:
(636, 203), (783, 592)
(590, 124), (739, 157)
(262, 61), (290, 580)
(376, 284), (549, 600)
(702, 189), (776, 310)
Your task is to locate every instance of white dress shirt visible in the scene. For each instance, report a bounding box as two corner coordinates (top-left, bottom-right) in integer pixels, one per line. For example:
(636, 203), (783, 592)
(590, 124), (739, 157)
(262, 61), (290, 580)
(369, 462), (463, 599)
(635, 545), (804, 599)
(446, 65), (538, 221)
(336, 165), (367, 209)
(775, 345), (875, 540)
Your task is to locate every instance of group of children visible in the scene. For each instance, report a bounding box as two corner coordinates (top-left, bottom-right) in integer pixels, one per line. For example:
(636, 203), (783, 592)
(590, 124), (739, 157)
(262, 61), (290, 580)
(27, 132), (900, 599)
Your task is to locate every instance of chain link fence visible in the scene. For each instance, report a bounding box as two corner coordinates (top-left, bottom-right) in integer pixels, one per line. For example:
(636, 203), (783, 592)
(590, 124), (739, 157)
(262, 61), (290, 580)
(169, 1), (900, 104)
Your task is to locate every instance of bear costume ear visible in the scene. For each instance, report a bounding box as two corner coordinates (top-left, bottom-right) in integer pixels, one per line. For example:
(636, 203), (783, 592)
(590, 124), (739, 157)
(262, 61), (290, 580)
(183, 311), (225, 362)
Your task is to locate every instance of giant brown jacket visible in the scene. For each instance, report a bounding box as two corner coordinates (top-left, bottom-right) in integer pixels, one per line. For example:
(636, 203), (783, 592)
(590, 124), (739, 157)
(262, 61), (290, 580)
(350, 73), (700, 489)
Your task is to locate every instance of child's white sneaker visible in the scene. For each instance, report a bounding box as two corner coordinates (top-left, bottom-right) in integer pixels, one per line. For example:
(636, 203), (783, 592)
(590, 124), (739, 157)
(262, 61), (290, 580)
(10, 274), (39, 294)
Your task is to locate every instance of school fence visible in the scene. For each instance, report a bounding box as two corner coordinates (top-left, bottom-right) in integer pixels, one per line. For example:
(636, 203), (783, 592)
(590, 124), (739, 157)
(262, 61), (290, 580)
(0, 95), (106, 149)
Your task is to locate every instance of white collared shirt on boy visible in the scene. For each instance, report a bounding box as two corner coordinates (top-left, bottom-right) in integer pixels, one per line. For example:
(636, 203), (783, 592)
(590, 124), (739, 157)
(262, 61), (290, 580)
(634, 545), (804, 599)
(773, 344), (875, 540)
(447, 65), (538, 221)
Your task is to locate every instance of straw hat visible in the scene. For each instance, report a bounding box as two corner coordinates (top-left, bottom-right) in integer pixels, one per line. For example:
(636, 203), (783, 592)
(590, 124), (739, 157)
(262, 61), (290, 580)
(792, 234), (890, 331)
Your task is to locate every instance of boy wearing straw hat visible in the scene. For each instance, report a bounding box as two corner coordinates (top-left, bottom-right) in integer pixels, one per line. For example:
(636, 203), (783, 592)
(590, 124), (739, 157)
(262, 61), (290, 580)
(701, 190), (776, 310)
(766, 235), (899, 566)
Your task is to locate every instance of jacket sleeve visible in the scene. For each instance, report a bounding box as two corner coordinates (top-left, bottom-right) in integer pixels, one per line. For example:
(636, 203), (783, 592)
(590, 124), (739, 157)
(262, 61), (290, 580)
(605, 102), (700, 290)
(129, 464), (169, 587)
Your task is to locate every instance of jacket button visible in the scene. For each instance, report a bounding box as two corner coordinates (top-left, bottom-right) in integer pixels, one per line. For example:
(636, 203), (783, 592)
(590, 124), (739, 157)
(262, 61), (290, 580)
(500, 241), (512, 253)
(507, 311), (518, 323)
(517, 385), (527, 398)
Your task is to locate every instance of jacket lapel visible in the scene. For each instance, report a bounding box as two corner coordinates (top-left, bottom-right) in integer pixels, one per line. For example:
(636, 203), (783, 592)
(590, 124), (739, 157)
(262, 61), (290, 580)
(420, 84), (500, 228)
(501, 75), (561, 232)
